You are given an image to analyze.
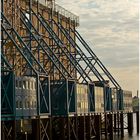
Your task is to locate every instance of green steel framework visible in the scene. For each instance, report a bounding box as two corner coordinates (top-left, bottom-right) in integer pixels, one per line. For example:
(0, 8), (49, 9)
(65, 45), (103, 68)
(1, 0), (128, 140)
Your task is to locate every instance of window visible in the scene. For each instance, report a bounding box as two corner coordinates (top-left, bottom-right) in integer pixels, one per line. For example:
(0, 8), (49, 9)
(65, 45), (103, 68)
(32, 101), (34, 108)
(25, 100), (27, 108)
(101, 103), (104, 108)
(34, 82), (36, 90)
(28, 81), (30, 90)
(31, 82), (34, 90)
(78, 102), (81, 108)
(34, 101), (37, 108)
(16, 80), (18, 88)
(33, 82), (35, 90)
(27, 101), (30, 108)
(16, 101), (19, 109)
(23, 81), (26, 89)
(25, 13), (29, 23)
(26, 81), (28, 89)
(19, 81), (22, 88)
(19, 101), (22, 108)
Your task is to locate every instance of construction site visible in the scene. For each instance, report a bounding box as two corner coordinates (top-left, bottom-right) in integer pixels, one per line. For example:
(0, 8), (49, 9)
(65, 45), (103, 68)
(1, 0), (139, 140)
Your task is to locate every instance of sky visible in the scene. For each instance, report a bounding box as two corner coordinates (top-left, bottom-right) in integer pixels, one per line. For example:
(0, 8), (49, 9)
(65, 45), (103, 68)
(57, 0), (139, 96)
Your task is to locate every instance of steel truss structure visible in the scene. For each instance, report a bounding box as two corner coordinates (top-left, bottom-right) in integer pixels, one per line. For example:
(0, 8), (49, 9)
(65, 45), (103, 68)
(1, 0), (134, 140)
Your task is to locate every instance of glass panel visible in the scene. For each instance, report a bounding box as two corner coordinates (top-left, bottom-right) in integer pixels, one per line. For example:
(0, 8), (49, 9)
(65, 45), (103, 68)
(23, 81), (26, 89)
(26, 81), (28, 89)
(25, 100), (27, 108)
(27, 101), (30, 108)
(28, 81), (30, 89)
(31, 82), (34, 90)
(16, 80), (18, 88)
(16, 101), (18, 108)
(19, 81), (22, 88)
(20, 101), (22, 108)
(34, 101), (36, 108)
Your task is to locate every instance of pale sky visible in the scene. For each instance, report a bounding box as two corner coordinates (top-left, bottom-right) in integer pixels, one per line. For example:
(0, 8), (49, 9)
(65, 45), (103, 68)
(57, 0), (139, 96)
(39, 0), (139, 96)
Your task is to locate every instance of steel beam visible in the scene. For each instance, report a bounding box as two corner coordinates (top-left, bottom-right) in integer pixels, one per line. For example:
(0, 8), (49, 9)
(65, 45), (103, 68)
(94, 114), (101, 140)
(70, 27), (121, 89)
(20, 10), (72, 80)
(107, 114), (113, 140)
(136, 112), (139, 134)
(31, 9), (92, 83)
(120, 112), (124, 137)
(52, 19), (104, 84)
(32, 118), (41, 140)
(1, 120), (16, 140)
(104, 114), (108, 139)
(127, 113), (133, 136)
(114, 113), (117, 133)
(85, 115), (91, 140)
(78, 116), (85, 140)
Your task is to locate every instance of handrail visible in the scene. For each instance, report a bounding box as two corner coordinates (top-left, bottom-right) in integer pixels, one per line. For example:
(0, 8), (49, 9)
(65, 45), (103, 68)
(34, 0), (79, 25)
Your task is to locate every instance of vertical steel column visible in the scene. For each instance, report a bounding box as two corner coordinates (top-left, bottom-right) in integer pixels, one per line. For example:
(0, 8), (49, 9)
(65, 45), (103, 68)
(28, 0), (33, 74)
(78, 116), (85, 140)
(85, 115), (91, 140)
(2, 120), (16, 140)
(37, 76), (40, 116)
(49, 4), (55, 81)
(104, 113), (108, 139)
(32, 118), (41, 140)
(12, 120), (16, 140)
(1, 0), (4, 74)
(49, 118), (52, 140)
(36, 0), (40, 66)
(94, 114), (101, 140)
(37, 0), (39, 32)
(67, 117), (71, 140)
(90, 115), (96, 139)
(117, 112), (120, 136)
(114, 114), (117, 133)
(1, 121), (4, 140)
(75, 115), (79, 140)
(59, 117), (65, 140)
(1, 0), (4, 13)
(127, 113), (133, 136)
(136, 112), (139, 134)
(69, 117), (78, 140)
(107, 114), (113, 140)
(120, 112), (124, 137)
(40, 118), (52, 140)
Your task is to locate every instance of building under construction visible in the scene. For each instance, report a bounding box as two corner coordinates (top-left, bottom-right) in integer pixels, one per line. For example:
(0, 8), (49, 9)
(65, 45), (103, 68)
(1, 0), (137, 140)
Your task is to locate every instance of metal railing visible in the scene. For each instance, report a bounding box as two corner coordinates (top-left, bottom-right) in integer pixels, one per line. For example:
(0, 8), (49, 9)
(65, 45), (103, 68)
(54, 3), (79, 25)
(35, 0), (79, 25)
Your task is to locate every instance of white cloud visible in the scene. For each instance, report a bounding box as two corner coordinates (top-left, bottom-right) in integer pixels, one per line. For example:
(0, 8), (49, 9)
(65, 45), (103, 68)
(58, 0), (139, 96)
